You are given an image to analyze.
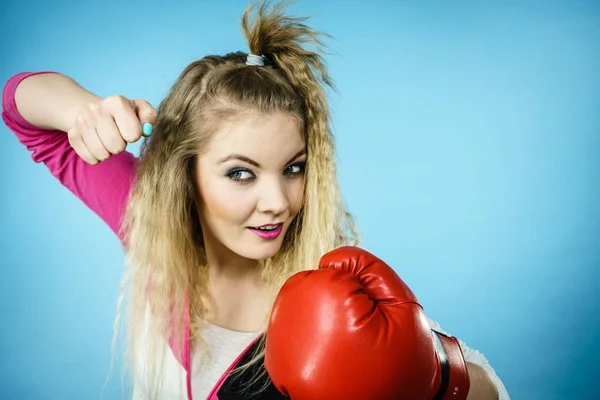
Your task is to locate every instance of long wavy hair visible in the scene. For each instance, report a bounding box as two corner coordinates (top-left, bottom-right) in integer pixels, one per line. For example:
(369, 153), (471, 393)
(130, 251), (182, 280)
(110, 1), (358, 398)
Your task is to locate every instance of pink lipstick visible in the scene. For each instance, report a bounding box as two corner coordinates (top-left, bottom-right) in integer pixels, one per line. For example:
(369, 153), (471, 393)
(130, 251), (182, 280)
(248, 224), (283, 239)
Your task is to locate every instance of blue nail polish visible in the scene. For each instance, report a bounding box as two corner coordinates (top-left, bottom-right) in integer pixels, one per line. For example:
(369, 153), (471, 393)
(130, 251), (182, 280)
(142, 122), (153, 136)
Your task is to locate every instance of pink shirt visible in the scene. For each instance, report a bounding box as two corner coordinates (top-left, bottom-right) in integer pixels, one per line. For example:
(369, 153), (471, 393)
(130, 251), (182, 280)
(2, 71), (135, 241)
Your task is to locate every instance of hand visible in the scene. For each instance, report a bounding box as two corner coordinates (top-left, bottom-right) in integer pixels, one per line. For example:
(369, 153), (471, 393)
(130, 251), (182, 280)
(265, 246), (470, 400)
(67, 95), (157, 165)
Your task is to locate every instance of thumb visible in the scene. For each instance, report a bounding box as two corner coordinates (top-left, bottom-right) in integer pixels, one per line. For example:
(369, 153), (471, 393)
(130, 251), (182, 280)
(131, 99), (158, 136)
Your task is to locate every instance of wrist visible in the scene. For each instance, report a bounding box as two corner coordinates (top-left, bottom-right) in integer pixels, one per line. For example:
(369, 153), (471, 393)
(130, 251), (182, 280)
(59, 83), (102, 132)
(466, 362), (499, 400)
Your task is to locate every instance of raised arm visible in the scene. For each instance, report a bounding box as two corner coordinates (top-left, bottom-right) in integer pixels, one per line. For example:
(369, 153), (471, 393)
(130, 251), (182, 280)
(2, 71), (156, 241)
(13, 72), (101, 132)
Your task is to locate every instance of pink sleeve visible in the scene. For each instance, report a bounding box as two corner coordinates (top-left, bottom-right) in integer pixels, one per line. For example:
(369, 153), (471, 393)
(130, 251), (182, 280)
(1, 71), (137, 242)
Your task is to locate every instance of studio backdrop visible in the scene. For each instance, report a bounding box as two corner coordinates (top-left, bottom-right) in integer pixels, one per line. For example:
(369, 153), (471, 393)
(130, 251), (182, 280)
(1, 1), (598, 399)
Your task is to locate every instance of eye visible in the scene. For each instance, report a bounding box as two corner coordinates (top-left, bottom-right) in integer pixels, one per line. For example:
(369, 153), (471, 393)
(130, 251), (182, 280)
(226, 167), (255, 182)
(284, 162), (306, 177)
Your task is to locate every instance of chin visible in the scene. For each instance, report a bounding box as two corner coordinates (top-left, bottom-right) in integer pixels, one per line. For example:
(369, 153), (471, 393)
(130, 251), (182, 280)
(247, 246), (283, 261)
(237, 240), (284, 261)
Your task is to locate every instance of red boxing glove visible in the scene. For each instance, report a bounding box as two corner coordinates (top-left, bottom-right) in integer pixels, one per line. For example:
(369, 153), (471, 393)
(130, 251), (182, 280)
(264, 246), (470, 400)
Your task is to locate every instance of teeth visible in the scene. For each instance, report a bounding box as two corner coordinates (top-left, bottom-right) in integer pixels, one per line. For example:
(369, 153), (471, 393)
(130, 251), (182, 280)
(258, 224), (277, 231)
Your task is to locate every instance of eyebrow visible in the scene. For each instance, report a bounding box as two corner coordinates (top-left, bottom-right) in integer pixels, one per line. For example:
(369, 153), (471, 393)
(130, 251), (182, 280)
(218, 148), (307, 168)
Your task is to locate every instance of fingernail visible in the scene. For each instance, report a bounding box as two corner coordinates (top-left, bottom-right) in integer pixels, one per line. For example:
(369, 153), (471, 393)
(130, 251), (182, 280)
(142, 122), (153, 137)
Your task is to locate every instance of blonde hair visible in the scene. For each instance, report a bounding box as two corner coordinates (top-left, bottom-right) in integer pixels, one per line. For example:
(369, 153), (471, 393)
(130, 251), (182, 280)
(111, 1), (358, 398)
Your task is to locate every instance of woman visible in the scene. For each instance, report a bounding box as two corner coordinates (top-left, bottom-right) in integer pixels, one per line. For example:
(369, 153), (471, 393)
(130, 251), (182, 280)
(2, 2), (509, 399)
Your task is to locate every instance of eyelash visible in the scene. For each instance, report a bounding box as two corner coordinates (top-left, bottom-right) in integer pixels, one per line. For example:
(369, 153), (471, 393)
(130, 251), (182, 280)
(226, 162), (306, 183)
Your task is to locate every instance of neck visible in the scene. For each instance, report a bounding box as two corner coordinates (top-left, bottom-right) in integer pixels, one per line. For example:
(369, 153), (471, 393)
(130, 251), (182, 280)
(201, 232), (268, 332)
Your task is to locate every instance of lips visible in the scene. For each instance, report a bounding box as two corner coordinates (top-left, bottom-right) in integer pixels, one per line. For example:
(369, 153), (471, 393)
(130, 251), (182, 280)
(248, 223), (284, 239)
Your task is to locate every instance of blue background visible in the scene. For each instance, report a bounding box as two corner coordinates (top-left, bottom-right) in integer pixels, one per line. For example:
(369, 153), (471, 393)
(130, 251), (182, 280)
(1, 0), (598, 399)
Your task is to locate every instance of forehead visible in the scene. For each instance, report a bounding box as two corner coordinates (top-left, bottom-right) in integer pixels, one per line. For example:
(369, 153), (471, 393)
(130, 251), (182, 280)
(204, 111), (304, 159)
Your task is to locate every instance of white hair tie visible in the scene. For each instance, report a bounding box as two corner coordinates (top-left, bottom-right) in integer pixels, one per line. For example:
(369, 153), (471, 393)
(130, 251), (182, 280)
(246, 53), (265, 66)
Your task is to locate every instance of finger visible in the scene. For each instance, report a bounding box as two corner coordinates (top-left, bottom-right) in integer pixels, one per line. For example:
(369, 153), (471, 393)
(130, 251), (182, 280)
(96, 113), (127, 155)
(132, 99), (157, 138)
(68, 129), (99, 165)
(110, 100), (144, 143)
(81, 126), (111, 162)
(133, 99), (157, 125)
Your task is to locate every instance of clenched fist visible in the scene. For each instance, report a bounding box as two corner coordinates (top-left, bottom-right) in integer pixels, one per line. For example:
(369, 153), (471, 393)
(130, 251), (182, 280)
(68, 95), (156, 165)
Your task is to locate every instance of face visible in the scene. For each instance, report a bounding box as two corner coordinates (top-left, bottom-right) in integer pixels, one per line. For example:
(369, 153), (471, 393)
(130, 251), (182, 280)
(195, 110), (306, 262)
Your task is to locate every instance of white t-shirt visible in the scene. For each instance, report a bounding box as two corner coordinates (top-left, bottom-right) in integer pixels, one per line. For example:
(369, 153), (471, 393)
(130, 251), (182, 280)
(190, 325), (260, 400)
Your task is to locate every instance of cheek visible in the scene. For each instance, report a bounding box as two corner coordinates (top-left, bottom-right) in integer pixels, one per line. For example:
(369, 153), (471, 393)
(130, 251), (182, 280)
(200, 180), (256, 224)
(287, 178), (305, 214)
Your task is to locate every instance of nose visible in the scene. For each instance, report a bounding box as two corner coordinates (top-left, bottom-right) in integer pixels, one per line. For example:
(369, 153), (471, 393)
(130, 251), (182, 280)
(256, 176), (290, 217)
